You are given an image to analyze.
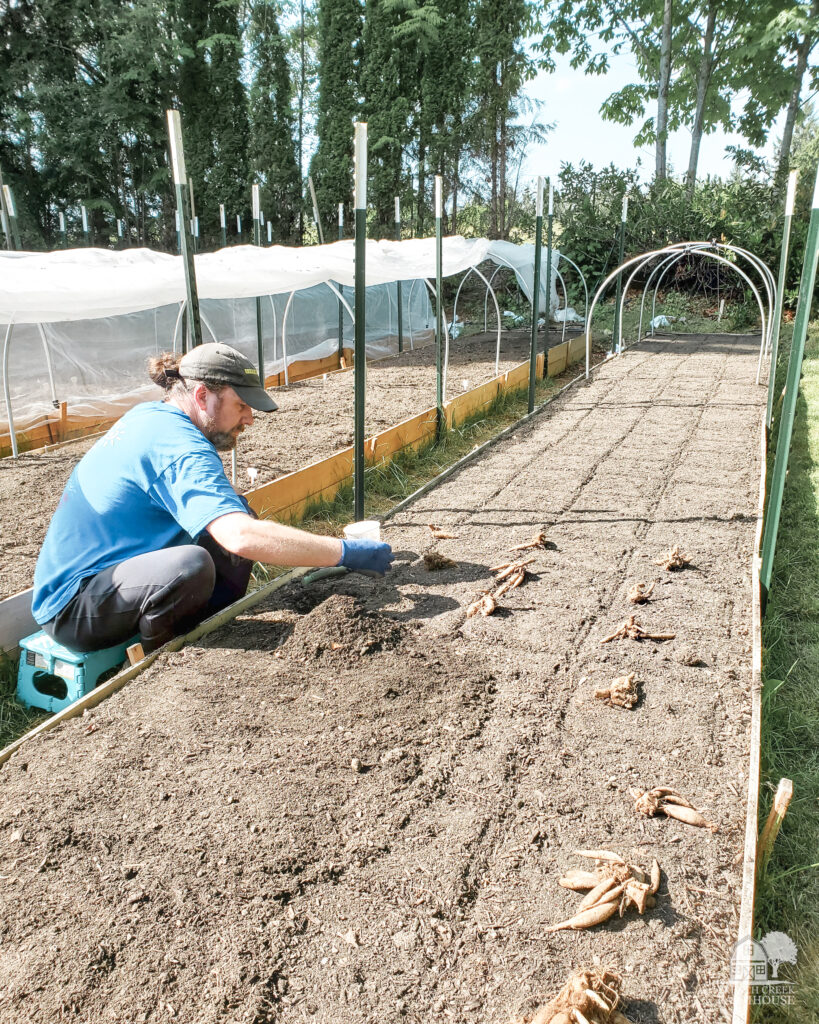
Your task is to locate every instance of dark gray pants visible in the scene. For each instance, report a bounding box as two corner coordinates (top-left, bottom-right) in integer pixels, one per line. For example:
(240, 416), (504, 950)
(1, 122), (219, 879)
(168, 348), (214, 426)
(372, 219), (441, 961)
(43, 531), (253, 654)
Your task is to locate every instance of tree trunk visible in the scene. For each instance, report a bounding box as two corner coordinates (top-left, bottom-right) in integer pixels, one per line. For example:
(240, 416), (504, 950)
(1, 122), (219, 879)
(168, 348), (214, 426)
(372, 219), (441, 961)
(656, 0), (673, 181)
(776, 0), (819, 182)
(685, 3), (716, 192)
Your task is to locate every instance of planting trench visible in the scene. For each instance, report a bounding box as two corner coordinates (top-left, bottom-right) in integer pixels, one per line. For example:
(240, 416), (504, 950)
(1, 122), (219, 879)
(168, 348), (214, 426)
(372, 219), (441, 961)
(0, 328), (571, 604)
(0, 331), (763, 1024)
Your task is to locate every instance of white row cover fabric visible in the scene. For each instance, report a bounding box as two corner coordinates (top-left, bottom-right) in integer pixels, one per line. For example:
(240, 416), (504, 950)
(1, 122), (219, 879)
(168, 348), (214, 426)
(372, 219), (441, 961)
(0, 236), (493, 325)
(485, 239), (561, 315)
(0, 236), (562, 437)
(2, 282), (434, 431)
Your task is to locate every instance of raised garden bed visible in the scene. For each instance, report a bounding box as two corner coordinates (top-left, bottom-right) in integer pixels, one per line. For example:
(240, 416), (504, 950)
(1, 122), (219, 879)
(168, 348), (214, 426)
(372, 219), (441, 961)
(0, 332), (764, 1023)
(0, 328), (578, 603)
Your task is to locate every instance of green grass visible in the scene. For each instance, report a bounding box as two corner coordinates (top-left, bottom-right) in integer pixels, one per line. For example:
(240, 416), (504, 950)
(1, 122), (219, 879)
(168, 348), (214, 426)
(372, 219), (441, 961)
(754, 320), (819, 1022)
(0, 650), (45, 750)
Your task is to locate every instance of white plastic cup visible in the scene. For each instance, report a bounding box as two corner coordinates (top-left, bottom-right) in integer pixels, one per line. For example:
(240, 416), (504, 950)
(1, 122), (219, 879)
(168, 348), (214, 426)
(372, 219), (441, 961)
(343, 520), (381, 543)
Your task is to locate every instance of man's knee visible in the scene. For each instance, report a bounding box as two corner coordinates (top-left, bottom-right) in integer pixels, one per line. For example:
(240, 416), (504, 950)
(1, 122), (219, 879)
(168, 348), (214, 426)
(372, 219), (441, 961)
(178, 545), (217, 592)
(163, 545), (216, 596)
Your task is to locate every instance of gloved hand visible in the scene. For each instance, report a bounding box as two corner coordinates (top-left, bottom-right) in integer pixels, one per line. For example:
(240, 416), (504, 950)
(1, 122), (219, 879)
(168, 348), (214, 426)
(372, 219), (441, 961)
(338, 538), (395, 576)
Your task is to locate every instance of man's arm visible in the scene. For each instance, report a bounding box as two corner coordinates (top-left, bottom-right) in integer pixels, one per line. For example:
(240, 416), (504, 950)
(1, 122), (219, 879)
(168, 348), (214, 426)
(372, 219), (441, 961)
(207, 512), (343, 567)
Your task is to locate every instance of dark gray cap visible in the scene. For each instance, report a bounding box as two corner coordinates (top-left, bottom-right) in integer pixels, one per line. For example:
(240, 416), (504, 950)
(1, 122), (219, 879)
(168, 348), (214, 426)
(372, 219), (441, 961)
(179, 342), (277, 412)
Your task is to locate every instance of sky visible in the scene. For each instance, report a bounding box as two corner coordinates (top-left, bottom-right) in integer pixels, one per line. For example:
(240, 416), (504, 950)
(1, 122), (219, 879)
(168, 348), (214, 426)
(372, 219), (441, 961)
(519, 48), (784, 189)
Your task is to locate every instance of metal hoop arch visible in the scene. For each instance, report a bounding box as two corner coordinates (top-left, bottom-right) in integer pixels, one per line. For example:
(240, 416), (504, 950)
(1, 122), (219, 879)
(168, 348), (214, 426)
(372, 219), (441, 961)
(451, 265), (503, 375)
(585, 246), (768, 381)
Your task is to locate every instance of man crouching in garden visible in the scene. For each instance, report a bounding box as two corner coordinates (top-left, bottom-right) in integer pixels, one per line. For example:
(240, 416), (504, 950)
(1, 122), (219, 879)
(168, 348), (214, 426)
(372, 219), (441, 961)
(32, 342), (393, 653)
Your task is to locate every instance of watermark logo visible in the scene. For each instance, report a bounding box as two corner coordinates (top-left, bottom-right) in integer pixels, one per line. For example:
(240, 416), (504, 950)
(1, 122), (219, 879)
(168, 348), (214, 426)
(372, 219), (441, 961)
(730, 931), (797, 1006)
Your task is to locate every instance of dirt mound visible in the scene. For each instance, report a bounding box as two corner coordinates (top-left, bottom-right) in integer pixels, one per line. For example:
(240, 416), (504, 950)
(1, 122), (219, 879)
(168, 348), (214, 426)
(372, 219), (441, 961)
(277, 592), (410, 665)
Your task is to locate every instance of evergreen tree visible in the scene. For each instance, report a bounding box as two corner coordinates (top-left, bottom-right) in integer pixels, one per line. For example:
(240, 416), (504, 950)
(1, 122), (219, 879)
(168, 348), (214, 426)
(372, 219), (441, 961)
(310, 0), (363, 239)
(418, 0), (472, 234)
(204, 0), (250, 232)
(248, 0), (302, 243)
(175, 0), (214, 222)
(473, 0), (532, 238)
(360, 0), (416, 234)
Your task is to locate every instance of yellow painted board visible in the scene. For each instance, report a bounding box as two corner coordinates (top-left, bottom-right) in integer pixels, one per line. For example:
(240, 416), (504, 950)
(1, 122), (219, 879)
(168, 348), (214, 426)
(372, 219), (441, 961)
(447, 378), (501, 426)
(248, 448), (353, 517)
(547, 344), (568, 376)
(369, 407), (438, 462)
(568, 335), (585, 363)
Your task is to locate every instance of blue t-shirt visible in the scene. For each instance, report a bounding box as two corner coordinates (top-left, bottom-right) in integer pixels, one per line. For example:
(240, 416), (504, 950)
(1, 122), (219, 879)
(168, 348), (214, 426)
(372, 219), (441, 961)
(32, 402), (248, 624)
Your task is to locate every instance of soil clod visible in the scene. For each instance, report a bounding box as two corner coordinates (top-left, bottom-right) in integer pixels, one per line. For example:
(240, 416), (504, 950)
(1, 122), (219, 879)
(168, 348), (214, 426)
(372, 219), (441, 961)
(424, 551), (458, 571)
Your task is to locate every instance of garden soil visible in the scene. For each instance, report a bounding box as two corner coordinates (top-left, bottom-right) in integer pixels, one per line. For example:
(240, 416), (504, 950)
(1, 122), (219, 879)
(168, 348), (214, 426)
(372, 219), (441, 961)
(0, 332), (763, 1024)
(0, 328), (576, 602)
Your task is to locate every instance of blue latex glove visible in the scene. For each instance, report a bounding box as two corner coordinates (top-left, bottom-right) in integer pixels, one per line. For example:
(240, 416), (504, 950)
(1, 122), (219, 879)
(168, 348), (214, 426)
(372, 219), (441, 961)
(338, 538), (395, 576)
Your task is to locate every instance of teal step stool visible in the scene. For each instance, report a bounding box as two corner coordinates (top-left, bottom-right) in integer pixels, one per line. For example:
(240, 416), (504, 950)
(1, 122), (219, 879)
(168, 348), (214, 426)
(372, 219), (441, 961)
(17, 631), (135, 713)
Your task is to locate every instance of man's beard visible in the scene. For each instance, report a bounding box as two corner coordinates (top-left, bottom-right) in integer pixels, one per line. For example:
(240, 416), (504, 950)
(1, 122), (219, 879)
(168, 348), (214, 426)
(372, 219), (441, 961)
(206, 426), (237, 451)
(201, 401), (240, 451)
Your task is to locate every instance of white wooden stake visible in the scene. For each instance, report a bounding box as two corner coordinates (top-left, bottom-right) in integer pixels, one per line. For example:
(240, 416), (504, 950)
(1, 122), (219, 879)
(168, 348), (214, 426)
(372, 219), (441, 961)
(354, 123), (367, 211)
(166, 110), (187, 185)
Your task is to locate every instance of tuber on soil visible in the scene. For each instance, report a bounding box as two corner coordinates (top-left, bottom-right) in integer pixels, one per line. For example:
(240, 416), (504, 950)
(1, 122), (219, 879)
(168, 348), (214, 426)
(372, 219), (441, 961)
(653, 546), (691, 571)
(428, 523), (459, 540)
(600, 615), (675, 644)
(547, 851), (661, 933)
(529, 967), (629, 1024)
(511, 531), (550, 552)
(466, 592), (497, 618)
(424, 551), (458, 571)
(594, 673), (639, 709)
(630, 787), (717, 831)
(491, 558), (534, 595)
(627, 581), (655, 604)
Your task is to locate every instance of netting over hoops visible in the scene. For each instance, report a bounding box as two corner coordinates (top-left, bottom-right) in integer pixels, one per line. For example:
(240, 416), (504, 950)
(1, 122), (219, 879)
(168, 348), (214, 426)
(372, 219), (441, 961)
(0, 237), (561, 433)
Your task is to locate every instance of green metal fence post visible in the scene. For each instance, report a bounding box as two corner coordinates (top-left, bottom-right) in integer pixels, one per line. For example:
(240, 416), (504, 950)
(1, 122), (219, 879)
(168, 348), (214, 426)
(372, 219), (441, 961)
(435, 175), (444, 437)
(338, 202), (345, 359)
(188, 178), (198, 254)
(760, 166), (819, 600)
(166, 109), (203, 352)
(219, 204), (227, 248)
(528, 175), (544, 412)
(542, 180), (554, 377)
(765, 170), (798, 430)
(353, 122), (368, 521)
(395, 196), (404, 354)
(613, 193), (628, 354)
(252, 183), (265, 382)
